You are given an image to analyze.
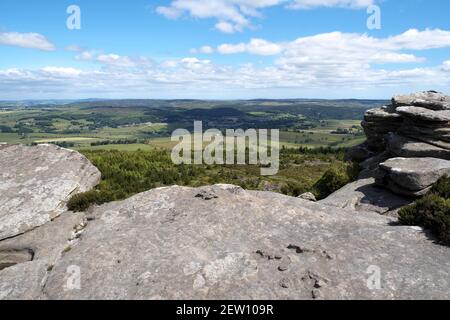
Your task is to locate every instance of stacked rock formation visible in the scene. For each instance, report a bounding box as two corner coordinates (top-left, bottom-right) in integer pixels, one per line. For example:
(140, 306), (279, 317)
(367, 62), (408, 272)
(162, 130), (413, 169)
(350, 91), (450, 197)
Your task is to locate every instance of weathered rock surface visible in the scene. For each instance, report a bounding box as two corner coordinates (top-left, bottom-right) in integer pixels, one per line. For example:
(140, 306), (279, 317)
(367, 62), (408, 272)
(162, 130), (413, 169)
(0, 211), (86, 300)
(320, 178), (411, 216)
(348, 91), (450, 196)
(0, 145), (449, 300)
(377, 157), (450, 196)
(393, 91), (450, 110)
(387, 133), (450, 160)
(0, 144), (101, 240)
(361, 107), (403, 151)
(28, 185), (447, 300)
(298, 192), (317, 202)
(396, 106), (450, 122)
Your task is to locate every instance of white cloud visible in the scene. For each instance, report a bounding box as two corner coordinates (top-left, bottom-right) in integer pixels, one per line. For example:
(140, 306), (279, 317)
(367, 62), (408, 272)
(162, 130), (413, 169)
(66, 44), (84, 52)
(212, 29), (450, 64)
(0, 32), (55, 51)
(443, 61), (450, 71)
(200, 46), (215, 54)
(387, 29), (450, 50)
(215, 21), (239, 33)
(288, 0), (374, 9)
(41, 67), (82, 77)
(2, 29), (450, 99)
(76, 51), (95, 61)
(157, 0), (375, 33)
(96, 54), (137, 68)
(1, 58), (449, 99)
(218, 38), (282, 55)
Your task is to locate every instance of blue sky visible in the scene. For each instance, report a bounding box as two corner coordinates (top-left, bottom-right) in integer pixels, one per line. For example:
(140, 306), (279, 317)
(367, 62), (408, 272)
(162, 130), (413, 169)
(0, 0), (449, 99)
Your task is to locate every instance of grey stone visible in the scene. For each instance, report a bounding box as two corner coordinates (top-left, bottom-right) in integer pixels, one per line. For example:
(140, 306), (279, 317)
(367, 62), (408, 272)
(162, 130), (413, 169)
(364, 107), (402, 121)
(0, 209), (87, 299)
(320, 178), (411, 215)
(361, 108), (403, 151)
(360, 152), (391, 171)
(379, 157), (450, 191)
(0, 144), (101, 240)
(393, 91), (450, 110)
(344, 143), (374, 163)
(387, 133), (450, 160)
(396, 106), (450, 122)
(298, 192), (317, 202)
(399, 118), (450, 143)
(34, 184), (449, 300)
(0, 249), (34, 271)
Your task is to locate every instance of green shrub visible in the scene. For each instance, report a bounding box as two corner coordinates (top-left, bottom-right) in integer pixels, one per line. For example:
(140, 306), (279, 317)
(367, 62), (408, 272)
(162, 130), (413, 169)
(313, 163), (358, 200)
(67, 190), (115, 212)
(399, 194), (450, 245)
(430, 175), (450, 199)
(399, 176), (450, 246)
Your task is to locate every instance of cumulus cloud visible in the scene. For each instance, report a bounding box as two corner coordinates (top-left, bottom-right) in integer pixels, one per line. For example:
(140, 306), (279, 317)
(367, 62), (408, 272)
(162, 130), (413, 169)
(210, 29), (450, 64)
(288, 0), (374, 9)
(218, 38), (282, 55)
(96, 54), (138, 68)
(194, 46), (215, 54)
(0, 31), (55, 51)
(68, 47), (152, 68)
(2, 29), (450, 99)
(156, 0), (375, 33)
(1, 58), (448, 99)
(41, 67), (83, 77)
(76, 51), (95, 61)
(443, 60), (450, 71)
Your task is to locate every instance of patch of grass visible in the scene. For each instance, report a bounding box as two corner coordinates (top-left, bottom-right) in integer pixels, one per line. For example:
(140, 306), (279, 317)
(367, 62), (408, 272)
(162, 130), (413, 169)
(312, 162), (360, 200)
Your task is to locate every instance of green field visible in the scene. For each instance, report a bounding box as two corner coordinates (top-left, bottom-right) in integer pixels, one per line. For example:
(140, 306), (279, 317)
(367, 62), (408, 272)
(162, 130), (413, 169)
(0, 99), (373, 151)
(1, 99), (371, 211)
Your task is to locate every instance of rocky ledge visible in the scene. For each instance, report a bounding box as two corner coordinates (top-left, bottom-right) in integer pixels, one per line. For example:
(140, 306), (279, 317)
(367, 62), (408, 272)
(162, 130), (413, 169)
(348, 91), (450, 198)
(0, 145), (449, 300)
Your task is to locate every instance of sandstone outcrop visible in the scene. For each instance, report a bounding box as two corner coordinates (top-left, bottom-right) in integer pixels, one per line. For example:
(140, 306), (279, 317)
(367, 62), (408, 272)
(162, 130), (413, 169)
(1, 183), (448, 300)
(0, 144), (101, 240)
(361, 106), (403, 151)
(347, 91), (450, 197)
(0, 146), (449, 299)
(393, 91), (450, 110)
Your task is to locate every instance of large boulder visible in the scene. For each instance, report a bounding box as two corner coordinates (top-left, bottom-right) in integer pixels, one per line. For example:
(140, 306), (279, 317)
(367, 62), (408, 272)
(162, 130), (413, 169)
(0, 144), (100, 240)
(377, 157), (450, 196)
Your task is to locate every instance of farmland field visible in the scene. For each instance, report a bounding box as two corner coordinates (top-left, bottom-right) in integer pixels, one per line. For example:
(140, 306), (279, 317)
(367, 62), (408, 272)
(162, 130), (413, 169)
(0, 99), (379, 151)
(0, 98), (377, 211)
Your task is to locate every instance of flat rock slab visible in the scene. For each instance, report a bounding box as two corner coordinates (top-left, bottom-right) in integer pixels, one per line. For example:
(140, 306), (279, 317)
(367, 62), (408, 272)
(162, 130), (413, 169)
(379, 157), (450, 191)
(40, 185), (450, 300)
(364, 107), (403, 122)
(320, 178), (411, 215)
(393, 91), (450, 110)
(396, 106), (450, 122)
(0, 144), (100, 240)
(387, 133), (450, 160)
